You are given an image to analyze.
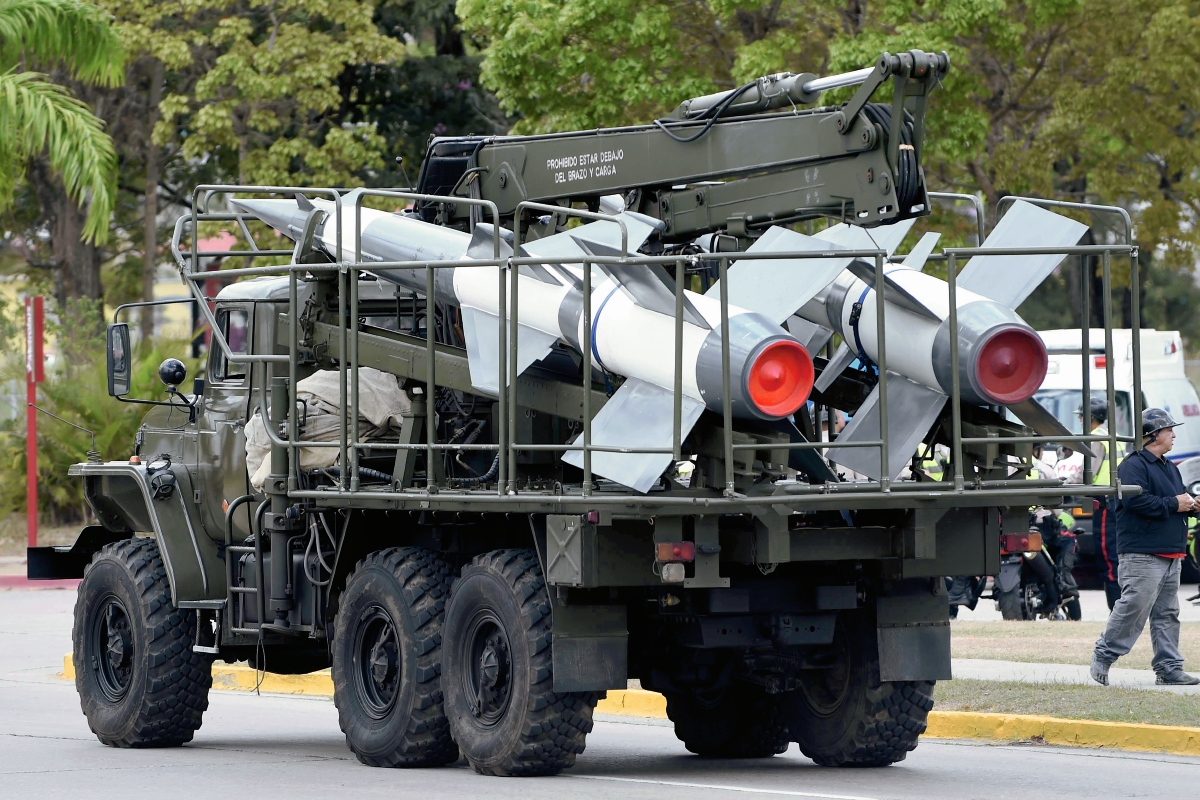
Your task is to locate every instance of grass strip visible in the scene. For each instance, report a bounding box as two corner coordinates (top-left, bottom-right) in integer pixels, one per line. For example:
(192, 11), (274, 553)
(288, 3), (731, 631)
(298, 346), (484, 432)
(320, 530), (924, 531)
(951, 620), (1200, 671)
(936, 678), (1200, 728)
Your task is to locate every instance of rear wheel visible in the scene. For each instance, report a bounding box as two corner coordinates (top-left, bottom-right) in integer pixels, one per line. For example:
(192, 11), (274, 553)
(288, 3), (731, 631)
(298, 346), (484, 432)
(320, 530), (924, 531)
(332, 547), (458, 767)
(784, 613), (934, 767)
(996, 585), (1025, 620)
(1063, 598), (1082, 621)
(443, 549), (598, 776)
(664, 681), (789, 758)
(73, 538), (213, 747)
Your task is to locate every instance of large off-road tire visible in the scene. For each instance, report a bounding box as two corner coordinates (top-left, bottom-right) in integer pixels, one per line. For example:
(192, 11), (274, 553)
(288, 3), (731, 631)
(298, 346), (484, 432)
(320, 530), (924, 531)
(664, 682), (789, 758)
(332, 547), (458, 768)
(996, 585), (1025, 620)
(73, 537), (213, 747)
(443, 549), (599, 776)
(784, 613), (934, 767)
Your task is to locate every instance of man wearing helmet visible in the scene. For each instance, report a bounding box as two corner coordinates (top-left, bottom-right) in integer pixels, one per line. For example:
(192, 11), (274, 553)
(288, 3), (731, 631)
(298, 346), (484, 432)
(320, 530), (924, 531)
(1092, 409), (1200, 686)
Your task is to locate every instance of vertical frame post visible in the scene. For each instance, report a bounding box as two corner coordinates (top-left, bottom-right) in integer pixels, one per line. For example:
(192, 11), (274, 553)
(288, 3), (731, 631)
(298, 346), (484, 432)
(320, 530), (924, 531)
(582, 259), (593, 496)
(1081, 253), (1092, 484)
(719, 256), (734, 496)
(508, 255), (519, 494)
(1102, 249), (1118, 491)
(426, 262), (437, 491)
(947, 253), (964, 490)
(673, 258), (685, 461)
(874, 253), (890, 491)
(1130, 247), (1142, 455)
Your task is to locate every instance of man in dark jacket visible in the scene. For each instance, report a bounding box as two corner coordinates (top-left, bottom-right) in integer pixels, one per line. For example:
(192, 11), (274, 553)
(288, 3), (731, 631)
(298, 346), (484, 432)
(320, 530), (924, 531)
(1092, 409), (1200, 686)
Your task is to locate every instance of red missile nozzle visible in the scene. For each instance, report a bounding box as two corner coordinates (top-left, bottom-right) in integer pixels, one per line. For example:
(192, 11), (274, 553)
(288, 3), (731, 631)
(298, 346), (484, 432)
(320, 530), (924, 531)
(975, 328), (1047, 404)
(747, 340), (814, 418)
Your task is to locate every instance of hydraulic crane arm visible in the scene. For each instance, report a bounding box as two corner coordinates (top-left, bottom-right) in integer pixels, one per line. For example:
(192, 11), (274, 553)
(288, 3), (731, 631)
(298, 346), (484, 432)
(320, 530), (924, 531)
(415, 50), (949, 240)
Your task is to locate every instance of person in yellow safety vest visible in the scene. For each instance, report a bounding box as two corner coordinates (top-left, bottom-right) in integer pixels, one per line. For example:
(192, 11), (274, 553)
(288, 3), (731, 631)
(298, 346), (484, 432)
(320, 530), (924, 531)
(918, 443), (948, 481)
(1079, 397), (1119, 610)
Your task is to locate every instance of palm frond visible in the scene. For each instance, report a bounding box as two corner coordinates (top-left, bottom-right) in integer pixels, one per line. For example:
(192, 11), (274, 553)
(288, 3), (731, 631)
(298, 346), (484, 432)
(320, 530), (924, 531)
(0, 0), (124, 87)
(0, 68), (116, 242)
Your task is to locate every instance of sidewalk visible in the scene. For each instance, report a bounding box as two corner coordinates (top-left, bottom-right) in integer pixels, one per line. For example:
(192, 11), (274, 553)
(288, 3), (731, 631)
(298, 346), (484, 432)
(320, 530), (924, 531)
(953, 658), (1200, 694)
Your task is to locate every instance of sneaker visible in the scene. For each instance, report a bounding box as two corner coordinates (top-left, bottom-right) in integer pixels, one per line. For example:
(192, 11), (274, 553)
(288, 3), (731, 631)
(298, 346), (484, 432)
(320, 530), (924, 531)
(1090, 656), (1110, 686)
(1156, 671), (1200, 685)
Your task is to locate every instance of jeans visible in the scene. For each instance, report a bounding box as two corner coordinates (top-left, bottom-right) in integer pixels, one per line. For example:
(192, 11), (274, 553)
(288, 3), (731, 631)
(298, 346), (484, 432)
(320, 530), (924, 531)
(1094, 553), (1183, 675)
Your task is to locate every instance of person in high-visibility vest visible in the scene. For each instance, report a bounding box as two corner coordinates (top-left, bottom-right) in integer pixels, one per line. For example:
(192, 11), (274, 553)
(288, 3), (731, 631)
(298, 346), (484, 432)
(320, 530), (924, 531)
(1079, 397), (1119, 609)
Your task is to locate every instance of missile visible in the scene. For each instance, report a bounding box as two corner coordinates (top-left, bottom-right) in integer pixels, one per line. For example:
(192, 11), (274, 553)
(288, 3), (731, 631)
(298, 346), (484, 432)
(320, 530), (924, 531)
(231, 193), (816, 492)
(712, 200), (1089, 480)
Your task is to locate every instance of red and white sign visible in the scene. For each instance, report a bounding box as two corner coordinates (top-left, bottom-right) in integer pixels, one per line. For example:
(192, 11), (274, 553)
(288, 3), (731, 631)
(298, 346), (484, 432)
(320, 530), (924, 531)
(25, 296), (43, 548)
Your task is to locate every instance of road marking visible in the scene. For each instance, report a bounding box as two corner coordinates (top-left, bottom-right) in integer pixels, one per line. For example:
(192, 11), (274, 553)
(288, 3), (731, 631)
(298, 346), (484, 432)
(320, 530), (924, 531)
(567, 774), (880, 799)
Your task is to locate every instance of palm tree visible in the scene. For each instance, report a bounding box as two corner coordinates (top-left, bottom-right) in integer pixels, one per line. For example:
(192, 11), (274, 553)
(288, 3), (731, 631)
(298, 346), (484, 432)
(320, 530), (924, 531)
(0, 0), (124, 243)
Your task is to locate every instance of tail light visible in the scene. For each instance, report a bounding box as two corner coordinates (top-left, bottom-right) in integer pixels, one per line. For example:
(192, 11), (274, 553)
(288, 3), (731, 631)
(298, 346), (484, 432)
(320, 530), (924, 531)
(746, 340), (813, 418)
(656, 541), (696, 562)
(975, 328), (1047, 404)
(1002, 531), (1043, 554)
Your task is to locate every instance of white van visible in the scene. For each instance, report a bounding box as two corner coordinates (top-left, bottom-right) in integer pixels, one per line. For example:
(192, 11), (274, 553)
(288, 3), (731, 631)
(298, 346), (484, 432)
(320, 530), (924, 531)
(1037, 329), (1200, 463)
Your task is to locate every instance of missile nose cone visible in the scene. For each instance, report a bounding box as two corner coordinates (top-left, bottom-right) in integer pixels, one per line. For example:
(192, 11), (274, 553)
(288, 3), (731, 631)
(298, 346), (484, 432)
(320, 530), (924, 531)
(747, 339), (814, 418)
(975, 328), (1047, 405)
(230, 198), (307, 240)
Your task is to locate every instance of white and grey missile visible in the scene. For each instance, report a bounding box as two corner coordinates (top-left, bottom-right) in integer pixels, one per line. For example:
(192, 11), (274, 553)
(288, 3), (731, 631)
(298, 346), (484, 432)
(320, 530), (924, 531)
(712, 200), (1089, 480)
(231, 193), (816, 492)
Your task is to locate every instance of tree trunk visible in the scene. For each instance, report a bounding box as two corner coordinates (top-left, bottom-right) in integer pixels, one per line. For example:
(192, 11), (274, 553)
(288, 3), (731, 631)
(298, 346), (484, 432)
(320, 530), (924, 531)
(30, 159), (103, 312)
(140, 60), (165, 343)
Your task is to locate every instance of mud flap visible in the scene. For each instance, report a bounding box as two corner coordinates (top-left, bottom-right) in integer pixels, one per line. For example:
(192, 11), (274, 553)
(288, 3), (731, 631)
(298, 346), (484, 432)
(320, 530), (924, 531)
(996, 558), (1022, 594)
(876, 580), (952, 682)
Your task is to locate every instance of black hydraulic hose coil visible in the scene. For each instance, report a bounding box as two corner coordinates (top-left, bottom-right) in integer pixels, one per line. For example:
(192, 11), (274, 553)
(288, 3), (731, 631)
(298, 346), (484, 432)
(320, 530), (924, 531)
(861, 102), (921, 212)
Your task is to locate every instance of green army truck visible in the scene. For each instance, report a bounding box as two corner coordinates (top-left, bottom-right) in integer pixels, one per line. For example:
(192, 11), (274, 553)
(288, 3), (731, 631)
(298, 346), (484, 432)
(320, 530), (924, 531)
(29, 51), (1141, 776)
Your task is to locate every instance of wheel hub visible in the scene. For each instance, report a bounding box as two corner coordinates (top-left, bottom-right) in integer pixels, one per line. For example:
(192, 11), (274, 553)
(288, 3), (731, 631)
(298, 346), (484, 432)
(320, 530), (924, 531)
(354, 607), (400, 719)
(464, 615), (513, 724)
(91, 597), (133, 702)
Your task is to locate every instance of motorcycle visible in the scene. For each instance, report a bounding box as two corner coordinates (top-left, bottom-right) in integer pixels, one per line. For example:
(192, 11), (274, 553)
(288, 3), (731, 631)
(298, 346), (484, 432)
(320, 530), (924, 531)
(948, 510), (1082, 620)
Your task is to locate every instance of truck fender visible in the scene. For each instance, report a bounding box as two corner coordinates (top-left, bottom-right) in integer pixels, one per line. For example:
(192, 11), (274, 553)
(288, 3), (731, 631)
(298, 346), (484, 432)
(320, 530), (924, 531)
(67, 461), (224, 606)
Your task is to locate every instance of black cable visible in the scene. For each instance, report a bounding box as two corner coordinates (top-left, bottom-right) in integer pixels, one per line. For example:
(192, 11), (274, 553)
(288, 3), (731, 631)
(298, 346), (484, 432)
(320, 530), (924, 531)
(861, 103), (920, 211)
(653, 81), (760, 144)
(449, 453), (499, 487)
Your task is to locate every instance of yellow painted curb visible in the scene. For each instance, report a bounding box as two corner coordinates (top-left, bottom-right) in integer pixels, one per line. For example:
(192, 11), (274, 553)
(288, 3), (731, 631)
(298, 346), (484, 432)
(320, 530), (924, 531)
(925, 710), (1200, 756)
(59, 655), (1200, 757)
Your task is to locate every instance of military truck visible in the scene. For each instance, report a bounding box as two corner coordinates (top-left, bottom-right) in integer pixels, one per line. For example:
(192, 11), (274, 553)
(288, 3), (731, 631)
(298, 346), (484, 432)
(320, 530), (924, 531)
(30, 51), (1141, 775)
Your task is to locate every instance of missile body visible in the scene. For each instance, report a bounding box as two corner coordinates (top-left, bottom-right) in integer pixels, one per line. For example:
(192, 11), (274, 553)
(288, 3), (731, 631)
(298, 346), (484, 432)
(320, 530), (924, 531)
(232, 196), (814, 423)
(810, 267), (1048, 406)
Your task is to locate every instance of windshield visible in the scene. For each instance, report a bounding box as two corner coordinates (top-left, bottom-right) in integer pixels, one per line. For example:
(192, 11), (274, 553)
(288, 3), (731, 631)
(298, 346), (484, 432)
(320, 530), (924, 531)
(1034, 389), (1132, 437)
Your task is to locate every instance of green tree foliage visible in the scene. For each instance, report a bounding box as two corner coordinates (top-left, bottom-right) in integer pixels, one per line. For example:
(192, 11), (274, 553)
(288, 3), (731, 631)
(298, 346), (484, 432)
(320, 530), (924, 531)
(0, 0), (124, 242)
(459, 0), (1200, 337)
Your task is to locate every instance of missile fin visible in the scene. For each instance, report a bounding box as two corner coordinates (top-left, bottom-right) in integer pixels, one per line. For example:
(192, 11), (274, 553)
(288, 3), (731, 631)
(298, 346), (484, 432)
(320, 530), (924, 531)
(1008, 396), (1073, 438)
(814, 343), (858, 394)
(957, 201), (1090, 308)
(596, 262), (710, 328)
(295, 193), (314, 212)
(814, 218), (916, 256)
(901, 232), (942, 270)
(785, 316), (833, 354)
(845, 261), (941, 320)
(707, 226), (855, 325)
(824, 376), (949, 480)
(460, 306), (558, 397)
(561, 378), (705, 494)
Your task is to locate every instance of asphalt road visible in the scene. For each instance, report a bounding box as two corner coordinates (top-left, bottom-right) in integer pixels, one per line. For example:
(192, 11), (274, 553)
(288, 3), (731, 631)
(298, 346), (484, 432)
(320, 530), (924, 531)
(4, 588), (1200, 799)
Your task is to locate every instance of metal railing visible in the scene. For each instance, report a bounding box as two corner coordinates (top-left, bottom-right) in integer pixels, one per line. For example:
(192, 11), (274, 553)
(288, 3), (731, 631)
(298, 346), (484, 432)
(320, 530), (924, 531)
(167, 186), (1141, 508)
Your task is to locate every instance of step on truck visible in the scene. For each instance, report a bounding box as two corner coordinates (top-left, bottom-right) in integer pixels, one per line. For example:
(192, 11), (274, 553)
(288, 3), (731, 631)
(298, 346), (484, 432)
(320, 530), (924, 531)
(29, 51), (1143, 774)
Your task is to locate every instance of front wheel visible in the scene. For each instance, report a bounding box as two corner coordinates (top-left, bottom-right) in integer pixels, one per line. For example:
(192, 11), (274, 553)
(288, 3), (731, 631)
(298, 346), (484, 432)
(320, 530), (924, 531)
(73, 538), (213, 747)
(443, 549), (598, 776)
(783, 613), (934, 767)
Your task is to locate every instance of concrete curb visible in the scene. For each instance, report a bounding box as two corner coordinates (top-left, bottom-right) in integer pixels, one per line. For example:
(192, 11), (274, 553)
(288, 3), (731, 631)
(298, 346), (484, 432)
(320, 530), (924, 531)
(60, 655), (1200, 756)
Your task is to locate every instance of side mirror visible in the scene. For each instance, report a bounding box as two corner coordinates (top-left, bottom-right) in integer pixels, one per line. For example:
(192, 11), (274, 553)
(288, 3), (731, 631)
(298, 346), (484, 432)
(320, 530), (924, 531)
(106, 323), (131, 397)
